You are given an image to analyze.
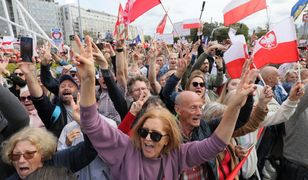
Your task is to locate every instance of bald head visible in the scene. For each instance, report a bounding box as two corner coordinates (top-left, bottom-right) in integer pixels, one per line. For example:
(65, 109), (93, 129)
(175, 91), (201, 106)
(260, 66), (279, 87)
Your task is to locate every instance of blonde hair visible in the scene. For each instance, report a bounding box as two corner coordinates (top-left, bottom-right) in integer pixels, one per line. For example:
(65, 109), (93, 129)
(130, 108), (181, 155)
(2, 127), (57, 164)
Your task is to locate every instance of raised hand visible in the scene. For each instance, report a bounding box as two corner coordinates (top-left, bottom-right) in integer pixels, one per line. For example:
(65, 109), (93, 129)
(0, 54), (9, 75)
(69, 93), (81, 125)
(231, 59), (258, 108)
(73, 35), (95, 81)
(288, 82), (305, 101)
(91, 41), (108, 69)
(258, 85), (274, 109)
(39, 42), (52, 66)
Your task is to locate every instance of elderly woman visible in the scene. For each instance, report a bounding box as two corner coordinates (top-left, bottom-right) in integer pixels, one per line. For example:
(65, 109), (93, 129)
(2, 127), (97, 179)
(74, 35), (258, 179)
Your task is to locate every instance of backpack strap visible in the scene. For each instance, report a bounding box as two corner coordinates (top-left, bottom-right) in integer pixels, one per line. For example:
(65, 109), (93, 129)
(51, 105), (61, 123)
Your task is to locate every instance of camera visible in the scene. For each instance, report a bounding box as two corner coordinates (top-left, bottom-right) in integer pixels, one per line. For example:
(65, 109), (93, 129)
(215, 48), (224, 57)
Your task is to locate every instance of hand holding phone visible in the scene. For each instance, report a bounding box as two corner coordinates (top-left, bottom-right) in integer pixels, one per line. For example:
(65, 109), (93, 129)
(20, 37), (33, 62)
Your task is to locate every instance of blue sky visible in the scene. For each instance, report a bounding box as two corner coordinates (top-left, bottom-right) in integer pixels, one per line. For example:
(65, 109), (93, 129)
(55, 0), (302, 35)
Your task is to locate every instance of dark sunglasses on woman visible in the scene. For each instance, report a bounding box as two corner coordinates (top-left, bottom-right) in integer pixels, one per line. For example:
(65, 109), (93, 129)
(138, 128), (168, 142)
(192, 82), (205, 88)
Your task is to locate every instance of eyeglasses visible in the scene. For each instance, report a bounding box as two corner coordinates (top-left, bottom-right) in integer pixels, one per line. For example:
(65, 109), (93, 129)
(132, 87), (148, 92)
(192, 82), (205, 88)
(20, 96), (31, 102)
(138, 128), (168, 142)
(9, 151), (37, 161)
(15, 73), (24, 76)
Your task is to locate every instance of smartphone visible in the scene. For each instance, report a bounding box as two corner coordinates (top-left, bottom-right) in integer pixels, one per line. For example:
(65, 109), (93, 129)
(96, 43), (104, 51)
(70, 35), (80, 54)
(20, 37), (33, 62)
(51, 47), (58, 54)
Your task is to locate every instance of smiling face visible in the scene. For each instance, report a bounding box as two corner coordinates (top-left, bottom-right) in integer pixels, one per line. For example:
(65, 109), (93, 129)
(168, 53), (178, 70)
(20, 90), (35, 112)
(188, 77), (205, 98)
(140, 118), (169, 159)
(59, 80), (78, 105)
(12, 140), (43, 179)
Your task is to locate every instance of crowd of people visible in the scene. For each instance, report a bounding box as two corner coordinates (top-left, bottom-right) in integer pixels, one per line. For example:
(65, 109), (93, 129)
(0, 32), (307, 180)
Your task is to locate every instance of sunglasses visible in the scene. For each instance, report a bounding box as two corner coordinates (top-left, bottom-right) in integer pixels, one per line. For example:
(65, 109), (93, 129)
(9, 151), (37, 161)
(138, 128), (167, 142)
(192, 82), (205, 88)
(15, 73), (24, 76)
(20, 96), (31, 102)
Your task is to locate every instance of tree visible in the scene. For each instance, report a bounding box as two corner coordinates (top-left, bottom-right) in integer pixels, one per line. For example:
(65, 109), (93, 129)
(144, 35), (151, 42)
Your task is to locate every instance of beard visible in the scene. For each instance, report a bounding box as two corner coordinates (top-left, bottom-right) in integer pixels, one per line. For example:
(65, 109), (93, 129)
(59, 91), (78, 105)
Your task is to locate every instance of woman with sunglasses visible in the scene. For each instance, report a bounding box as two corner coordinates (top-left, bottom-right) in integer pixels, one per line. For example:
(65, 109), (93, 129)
(2, 127), (97, 180)
(75, 35), (258, 179)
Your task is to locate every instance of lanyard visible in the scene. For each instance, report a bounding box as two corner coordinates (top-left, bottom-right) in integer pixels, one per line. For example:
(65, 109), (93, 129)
(156, 158), (164, 180)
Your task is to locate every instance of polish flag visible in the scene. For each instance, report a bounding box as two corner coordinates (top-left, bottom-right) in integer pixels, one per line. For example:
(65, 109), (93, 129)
(252, 18), (299, 69)
(124, 0), (160, 23)
(156, 13), (168, 34)
(224, 43), (249, 78)
(114, 4), (125, 36)
(182, 18), (202, 29)
(223, 0), (267, 26)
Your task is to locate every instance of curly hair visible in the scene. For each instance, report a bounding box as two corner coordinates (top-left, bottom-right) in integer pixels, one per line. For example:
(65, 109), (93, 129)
(2, 127), (57, 165)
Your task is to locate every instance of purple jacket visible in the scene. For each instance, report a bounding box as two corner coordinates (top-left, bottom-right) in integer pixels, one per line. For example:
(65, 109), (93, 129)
(80, 104), (227, 180)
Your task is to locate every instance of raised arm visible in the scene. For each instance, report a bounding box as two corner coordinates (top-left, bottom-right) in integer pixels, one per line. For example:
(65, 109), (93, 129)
(0, 84), (29, 139)
(76, 35), (130, 165)
(214, 60), (259, 144)
(148, 47), (161, 95)
(115, 39), (127, 88)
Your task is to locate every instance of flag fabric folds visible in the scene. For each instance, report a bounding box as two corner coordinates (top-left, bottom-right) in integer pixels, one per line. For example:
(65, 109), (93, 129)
(156, 13), (168, 34)
(114, 4), (125, 36)
(291, 0), (308, 20)
(223, 0), (267, 26)
(224, 29), (248, 79)
(124, 0), (161, 24)
(182, 18), (202, 29)
(252, 17), (299, 69)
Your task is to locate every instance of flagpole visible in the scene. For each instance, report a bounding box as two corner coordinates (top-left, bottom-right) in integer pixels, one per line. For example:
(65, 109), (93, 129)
(159, 0), (181, 39)
(298, 61), (302, 83)
(252, 62), (267, 86)
(265, 5), (271, 31)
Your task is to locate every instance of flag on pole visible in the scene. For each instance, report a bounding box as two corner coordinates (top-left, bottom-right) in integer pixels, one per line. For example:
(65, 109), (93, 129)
(252, 17), (299, 69)
(124, 0), (160, 24)
(223, 0), (267, 26)
(291, 0), (308, 20)
(156, 13), (168, 34)
(224, 29), (248, 78)
(114, 4), (125, 36)
(182, 18), (202, 29)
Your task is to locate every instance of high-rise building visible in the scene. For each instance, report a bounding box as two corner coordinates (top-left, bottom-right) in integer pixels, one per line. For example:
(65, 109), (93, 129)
(0, 0), (62, 37)
(61, 4), (117, 43)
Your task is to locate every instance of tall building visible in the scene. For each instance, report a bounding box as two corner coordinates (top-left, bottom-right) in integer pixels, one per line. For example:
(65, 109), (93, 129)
(0, 0), (62, 37)
(61, 4), (117, 43)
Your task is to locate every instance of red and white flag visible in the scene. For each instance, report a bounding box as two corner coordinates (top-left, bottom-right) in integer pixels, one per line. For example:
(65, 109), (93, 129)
(224, 43), (249, 78)
(124, 0), (160, 24)
(114, 4), (125, 36)
(223, 0), (267, 26)
(223, 29), (248, 78)
(156, 13), (168, 34)
(182, 18), (202, 29)
(252, 17), (299, 68)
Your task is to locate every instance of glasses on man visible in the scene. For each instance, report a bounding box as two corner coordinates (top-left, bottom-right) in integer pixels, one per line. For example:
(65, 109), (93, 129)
(132, 87), (148, 93)
(138, 128), (168, 142)
(20, 96), (31, 102)
(192, 82), (205, 88)
(15, 73), (24, 76)
(9, 151), (37, 161)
